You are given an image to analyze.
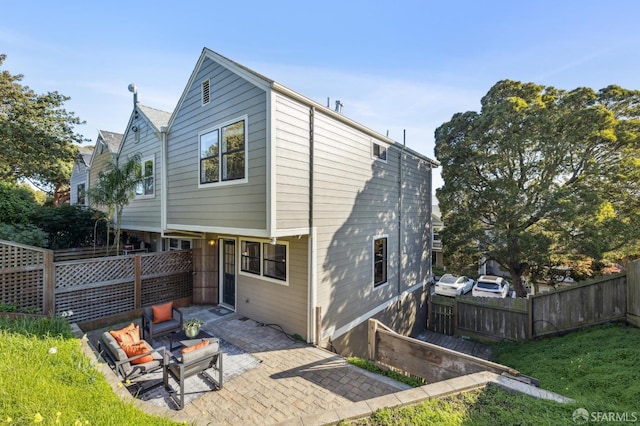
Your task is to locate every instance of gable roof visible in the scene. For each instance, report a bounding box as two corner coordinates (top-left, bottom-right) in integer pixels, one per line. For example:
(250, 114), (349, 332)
(76, 146), (93, 167)
(98, 130), (123, 153)
(169, 47), (438, 166)
(138, 104), (171, 132)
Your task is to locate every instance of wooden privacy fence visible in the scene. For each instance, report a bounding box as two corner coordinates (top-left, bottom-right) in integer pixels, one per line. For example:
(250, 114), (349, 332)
(428, 271), (633, 341)
(0, 240), (193, 323)
(368, 319), (519, 383)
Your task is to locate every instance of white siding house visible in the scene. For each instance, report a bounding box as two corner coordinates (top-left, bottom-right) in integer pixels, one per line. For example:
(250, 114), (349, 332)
(69, 147), (93, 206)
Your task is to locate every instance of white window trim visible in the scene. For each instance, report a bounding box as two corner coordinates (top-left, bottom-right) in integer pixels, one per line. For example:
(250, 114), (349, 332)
(168, 238), (192, 251)
(372, 234), (389, 288)
(239, 238), (289, 286)
(135, 155), (155, 199)
(371, 141), (388, 163)
(198, 115), (249, 188)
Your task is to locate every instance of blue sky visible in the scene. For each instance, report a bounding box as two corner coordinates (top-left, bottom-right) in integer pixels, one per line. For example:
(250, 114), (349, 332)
(3, 1), (640, 193)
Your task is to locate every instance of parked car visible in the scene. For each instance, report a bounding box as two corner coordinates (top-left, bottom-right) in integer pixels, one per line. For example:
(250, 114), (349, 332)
(434, 274), (475, 297)
(472, 275), (510, 298)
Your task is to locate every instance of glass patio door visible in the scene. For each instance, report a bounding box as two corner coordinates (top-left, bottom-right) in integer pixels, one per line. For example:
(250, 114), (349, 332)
(220, 239), (236, 309)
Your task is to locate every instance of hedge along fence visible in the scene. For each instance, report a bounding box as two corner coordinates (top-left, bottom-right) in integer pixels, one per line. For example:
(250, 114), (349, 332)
(0, 240), (193, 323)
(430, 267), (635, 342)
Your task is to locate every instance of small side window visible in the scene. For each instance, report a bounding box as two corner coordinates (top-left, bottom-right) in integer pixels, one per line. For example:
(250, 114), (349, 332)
(372, 142), (387, 162)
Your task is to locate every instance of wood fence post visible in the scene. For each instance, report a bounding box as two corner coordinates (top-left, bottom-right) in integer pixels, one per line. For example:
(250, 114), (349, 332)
(368, 319), (378, 361)
(134, 256), (142, 309)
(43, 250), (54, 316)
(527, 296), (534, 339)
(453, 299), (458, 336)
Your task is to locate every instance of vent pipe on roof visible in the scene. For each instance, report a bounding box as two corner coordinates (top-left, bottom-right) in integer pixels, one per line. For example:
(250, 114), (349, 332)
(335, 100), (343, 114)
(128, 83), (138, 107)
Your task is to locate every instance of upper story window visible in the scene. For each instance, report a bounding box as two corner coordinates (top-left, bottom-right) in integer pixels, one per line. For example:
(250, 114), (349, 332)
(202, 79), (210, 105)
(135, 156), (154, 198)
(239, 239), (288, 285)
(372, 142), (387, 162)
(76, 183), (86, 205)
(199, 117), (247, 186)
(373, 236), (388, 287)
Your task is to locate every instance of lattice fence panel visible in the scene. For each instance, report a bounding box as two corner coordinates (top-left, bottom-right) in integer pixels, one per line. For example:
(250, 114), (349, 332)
(55, 281), (135, 323)
(141, 272), (193, 307)
(0, 241), (45, 269)
(141, 250), (192, 277)
(55, 257), (135, 291)
(0, 241), (48, 313)
(0, 270), (44, 312)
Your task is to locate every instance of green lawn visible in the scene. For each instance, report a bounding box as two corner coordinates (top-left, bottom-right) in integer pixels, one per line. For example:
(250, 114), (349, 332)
(0, 316), (180, 426)
(346, 322), (640, 425)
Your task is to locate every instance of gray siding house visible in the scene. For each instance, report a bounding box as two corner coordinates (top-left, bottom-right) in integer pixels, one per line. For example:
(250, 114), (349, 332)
(155, 48), (437, 356)
(117, 100), (171, 253)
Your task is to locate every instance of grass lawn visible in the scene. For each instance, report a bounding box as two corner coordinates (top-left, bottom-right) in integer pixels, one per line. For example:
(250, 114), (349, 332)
(345, 322), (640, 425)
(0, 316), (179, 426)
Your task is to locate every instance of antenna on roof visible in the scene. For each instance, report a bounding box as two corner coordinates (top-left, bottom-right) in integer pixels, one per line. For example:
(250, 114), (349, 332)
(128, 83), (138, 107)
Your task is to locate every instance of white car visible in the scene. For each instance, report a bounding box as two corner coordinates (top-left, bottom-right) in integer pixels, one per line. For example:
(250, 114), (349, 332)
(472, 275), (510, 298)
(434, 274), (475, 297)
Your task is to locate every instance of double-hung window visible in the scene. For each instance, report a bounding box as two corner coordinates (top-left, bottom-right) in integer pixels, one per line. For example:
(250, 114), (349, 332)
(76, 183), (86, 205)
(240, 239), (288, 284)
(199, 118), (247, 185)
(373, 237), (388, 287)
(135, 156), (154, 198)
(372, 142), (387, 162)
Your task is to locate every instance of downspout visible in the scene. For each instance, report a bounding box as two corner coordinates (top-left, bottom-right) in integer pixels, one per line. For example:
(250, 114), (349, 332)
(428, 162), (433, 280)
(398, 131), (405, 300)
(160, 126), (168, 236)
(308, 106), (318, 345)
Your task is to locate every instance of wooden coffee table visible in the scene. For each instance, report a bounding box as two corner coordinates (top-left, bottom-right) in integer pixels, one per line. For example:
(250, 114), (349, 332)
(168, 329), (212, 351)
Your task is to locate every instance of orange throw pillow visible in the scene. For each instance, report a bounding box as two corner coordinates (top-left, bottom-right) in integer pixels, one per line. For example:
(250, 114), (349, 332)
(109, 323), (140, 344)
(120, 342), (154, 364)
(152, 301), (173, 323)
(181, 339), (210, 354)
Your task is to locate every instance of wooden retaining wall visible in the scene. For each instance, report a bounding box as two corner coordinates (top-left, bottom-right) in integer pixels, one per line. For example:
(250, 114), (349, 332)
(368, 319), (519, 383)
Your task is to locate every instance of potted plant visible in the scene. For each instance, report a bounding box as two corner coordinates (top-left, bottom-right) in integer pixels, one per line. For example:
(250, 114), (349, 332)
(183, 317), (204, 338)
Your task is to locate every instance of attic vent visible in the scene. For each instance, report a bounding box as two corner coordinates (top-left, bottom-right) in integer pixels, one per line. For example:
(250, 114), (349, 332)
(202, 79), (210, 105)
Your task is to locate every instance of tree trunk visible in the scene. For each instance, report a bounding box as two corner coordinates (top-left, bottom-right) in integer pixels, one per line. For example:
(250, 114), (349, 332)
(509, 268), (528, 297)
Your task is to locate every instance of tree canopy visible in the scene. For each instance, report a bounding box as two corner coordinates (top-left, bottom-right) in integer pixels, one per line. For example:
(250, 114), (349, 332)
(0, 54), (85, 202)
(435, 80), (640, 296)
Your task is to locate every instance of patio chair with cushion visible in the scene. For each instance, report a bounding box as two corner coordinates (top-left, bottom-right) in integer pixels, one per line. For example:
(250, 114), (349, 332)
(141, 301), (183, 344)
(164, 337), (223, 410)
(98, 323), (167, 382)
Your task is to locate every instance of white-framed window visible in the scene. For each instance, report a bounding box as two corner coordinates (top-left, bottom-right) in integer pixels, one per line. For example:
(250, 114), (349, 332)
(199, 117), (247, 186)
(169, 238), (192, 251)
(373, 236), (388, 287)
(202, 79), (210, 105)
(135, 155), (154, 198)
(239, 238), (288, 285)
(76, 183), (86, 205)
(372, 142), (387, 162)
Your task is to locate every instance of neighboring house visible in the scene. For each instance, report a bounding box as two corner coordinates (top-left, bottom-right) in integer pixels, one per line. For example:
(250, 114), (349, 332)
(69, 146), (93, 206)
(432, 204), (444, 269)
(117, 99), (171, 254)
(134, 48), (439, 357)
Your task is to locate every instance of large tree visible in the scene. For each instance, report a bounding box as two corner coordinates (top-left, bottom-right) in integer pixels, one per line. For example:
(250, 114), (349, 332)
(435, 80), (640, 296)
(0, 54), (85, 203)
